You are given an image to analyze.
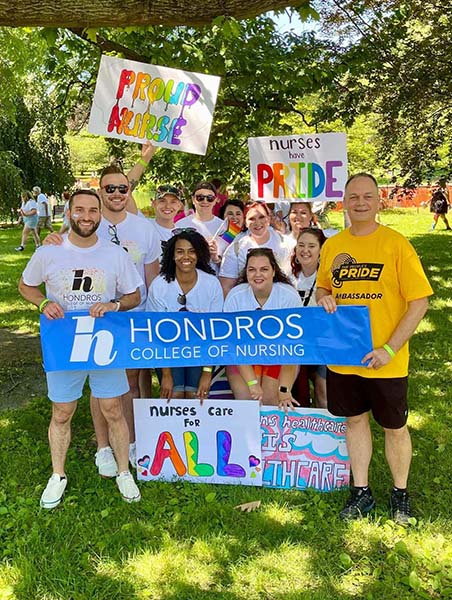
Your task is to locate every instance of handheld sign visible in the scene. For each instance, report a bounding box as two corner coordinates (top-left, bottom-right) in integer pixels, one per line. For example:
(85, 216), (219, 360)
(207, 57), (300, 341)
(88, 55), (221, 155)
(248, 133), (347, 203)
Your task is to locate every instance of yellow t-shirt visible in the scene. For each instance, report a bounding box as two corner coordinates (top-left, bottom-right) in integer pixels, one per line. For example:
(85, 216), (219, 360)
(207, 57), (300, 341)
(316, 225), (433, 378)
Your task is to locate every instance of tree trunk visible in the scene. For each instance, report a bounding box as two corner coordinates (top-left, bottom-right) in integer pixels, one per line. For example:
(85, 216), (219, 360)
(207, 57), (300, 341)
(0, 1), (302, 27)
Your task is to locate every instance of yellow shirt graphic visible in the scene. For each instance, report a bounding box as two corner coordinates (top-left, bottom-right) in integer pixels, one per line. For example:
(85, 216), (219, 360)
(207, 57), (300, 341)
(317, 225), (433, 378)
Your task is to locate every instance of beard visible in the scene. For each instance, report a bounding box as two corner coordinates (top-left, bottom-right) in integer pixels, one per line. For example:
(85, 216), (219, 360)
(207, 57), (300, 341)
(70, 217), (100, 238)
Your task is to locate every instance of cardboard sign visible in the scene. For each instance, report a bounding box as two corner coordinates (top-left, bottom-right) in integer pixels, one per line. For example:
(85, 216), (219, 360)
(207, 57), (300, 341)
(134, 399), (262, 485)
(248, 133), (348, 202)
(261, 407), (350, 491)
(88, 55), (221, 155)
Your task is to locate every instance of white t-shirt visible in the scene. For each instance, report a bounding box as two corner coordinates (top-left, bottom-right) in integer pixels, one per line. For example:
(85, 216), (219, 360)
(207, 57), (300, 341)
(223, 282), (302, 312)
(97, 212), (160, 309)
(219, 228), (294, 280)
(22, 237), (143, 312)
(176, 213), (228, 260)
(292, 270), (317, 307)
(146, 269), (224, 313)
(37, 193), (50, 217)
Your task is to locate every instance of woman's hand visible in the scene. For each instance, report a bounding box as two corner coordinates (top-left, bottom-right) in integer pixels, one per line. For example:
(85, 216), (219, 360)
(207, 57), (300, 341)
(248, 383), (264, 403)
(278, 390), (299, 412)
(197, 371), (212, 405)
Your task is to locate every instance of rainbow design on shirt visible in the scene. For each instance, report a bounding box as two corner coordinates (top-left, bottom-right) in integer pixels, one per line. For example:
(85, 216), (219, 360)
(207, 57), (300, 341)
(220, 220), (242, 244)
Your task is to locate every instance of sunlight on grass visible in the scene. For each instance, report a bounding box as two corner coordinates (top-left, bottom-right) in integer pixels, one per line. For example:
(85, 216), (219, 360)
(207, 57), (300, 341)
(261, 501), (305, 526)
(0, 563), (20, 599)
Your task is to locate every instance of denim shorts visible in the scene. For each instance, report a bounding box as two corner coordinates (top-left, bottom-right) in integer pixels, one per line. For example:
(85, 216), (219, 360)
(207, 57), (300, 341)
(155, 367), (202, 393)
(46, 369), (130, 403)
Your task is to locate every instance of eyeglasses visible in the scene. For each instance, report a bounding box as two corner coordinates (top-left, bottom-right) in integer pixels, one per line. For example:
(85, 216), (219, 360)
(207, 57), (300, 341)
(172, 227), (197, 236)
(194, 194), (216, 202)
(108, 224), (128, 252)
(157, 184), (181, 196)
(177, 293), (188, 312)
(102, 184), (129, 194)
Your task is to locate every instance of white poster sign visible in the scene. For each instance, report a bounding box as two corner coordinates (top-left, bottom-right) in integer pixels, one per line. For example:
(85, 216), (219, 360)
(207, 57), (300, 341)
(248, 133), (348, 203)
(134, 399), (262, 486)
(88, 55), (221, 155)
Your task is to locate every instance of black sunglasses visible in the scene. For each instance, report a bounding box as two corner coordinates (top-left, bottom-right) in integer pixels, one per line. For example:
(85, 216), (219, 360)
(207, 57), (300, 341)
(102, 184), (129, 194)
(172, 227), (197, 236)
(157, 184), (181, 196)
(177, 293), (188, 312)
(194, 194), (216, 202)
(108, 224), (128, 252)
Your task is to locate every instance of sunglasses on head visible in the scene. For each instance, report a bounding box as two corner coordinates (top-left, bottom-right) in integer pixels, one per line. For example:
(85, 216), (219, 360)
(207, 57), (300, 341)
(157, 184), (181, 196)
(194, 194), (216, 202)
(102, 184), (129, 194)
(172, 227), (197, 236)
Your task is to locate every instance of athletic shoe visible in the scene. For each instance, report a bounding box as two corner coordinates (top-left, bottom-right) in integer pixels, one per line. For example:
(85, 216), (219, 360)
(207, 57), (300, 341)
(15, 246), (24, 252)
(116, 471), (141, 503)
(40, 474), (67, 509)
(340, 487), (376, 520)
(129, 442), (137, 469)
(95, 446), (118, 478)
(390, 489), (412, 525)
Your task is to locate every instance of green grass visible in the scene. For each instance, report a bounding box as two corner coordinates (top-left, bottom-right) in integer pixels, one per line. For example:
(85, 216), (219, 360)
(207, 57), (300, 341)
(1, 209), (452, 599)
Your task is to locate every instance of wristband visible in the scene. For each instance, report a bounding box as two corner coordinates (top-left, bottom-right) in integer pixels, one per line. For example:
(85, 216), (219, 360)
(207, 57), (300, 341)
(383, 343), (396, 359)
(39, 298), (51, 313)
(110, 299), (121, 312)
(137, 158), (149, 168)
(202, 367), (213, 373)
(246, 379), (258, 387)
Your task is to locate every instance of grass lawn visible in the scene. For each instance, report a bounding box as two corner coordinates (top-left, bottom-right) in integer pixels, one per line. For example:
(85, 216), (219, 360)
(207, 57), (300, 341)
(0, 208), (451, 599)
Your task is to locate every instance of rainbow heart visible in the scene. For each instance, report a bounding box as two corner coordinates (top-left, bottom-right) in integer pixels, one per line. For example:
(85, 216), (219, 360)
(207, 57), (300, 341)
(248, 455), (260, 467)
(138, 455), (150, 469)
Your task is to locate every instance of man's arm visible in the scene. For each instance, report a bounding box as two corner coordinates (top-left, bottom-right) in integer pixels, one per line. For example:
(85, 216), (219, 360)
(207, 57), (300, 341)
(362, 296), (429, 369)
(89, 288), (141, 317)
(18, 278), (65, 320)
(126, 142), (156, 215)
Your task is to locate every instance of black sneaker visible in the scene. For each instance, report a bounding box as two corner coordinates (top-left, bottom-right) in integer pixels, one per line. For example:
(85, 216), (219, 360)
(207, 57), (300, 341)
(15, 245), (24, 252)
(340, 487), (376, 520)
(390, 489), (412, 525)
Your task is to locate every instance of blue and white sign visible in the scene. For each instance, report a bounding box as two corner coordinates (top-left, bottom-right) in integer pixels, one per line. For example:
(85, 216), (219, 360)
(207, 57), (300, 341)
(40, 306), (372, 373)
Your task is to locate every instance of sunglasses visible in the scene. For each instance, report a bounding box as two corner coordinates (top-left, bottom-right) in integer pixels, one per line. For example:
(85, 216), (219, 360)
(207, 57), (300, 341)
(108, 224), (128, 252)
(157, 184), (181, 196)
(102, 184), (129, 194)
(194, 194), (216, 202)
(172, 227), (197, 236)
(177, 293), (188, 312)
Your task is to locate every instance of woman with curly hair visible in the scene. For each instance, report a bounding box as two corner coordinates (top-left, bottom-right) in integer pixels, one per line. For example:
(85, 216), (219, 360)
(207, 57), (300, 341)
(146, 228), (224, 400)
(223, 247), (302, 410)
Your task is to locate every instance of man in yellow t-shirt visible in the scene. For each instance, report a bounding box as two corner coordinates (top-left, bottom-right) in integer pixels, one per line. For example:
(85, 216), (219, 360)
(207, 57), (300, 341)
(316, 173), (433, 525)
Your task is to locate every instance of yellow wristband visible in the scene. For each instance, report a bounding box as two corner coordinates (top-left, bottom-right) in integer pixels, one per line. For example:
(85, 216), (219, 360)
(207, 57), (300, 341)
(137, 158), (148, 168)
(39, 299), (51, 313)
(383, 343), (396, 359)
(246, 379), (258, 387)
(202, 367), (213, 373)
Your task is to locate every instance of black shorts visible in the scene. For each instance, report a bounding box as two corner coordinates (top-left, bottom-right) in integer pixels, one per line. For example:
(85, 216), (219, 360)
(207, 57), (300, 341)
(326, 369), (408, 429)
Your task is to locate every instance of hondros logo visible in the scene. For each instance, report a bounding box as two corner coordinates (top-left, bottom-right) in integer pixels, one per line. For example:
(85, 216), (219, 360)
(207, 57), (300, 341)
(69, 316), (117, 366)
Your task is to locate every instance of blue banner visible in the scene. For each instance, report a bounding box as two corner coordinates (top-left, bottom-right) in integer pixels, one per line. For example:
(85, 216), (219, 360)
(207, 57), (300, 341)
(40, 306), (372, 372)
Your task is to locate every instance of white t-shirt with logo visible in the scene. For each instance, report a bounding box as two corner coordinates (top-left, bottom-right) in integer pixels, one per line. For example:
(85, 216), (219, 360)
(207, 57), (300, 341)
(22, 237), (143, 312)
(175, 213), (228, 260)
(146, 269), (224, 313)
(223, 282), (302, 312)
(219, 228), (294, 280)
(97, 212), (160, 309)
(37, 193), (50, 217)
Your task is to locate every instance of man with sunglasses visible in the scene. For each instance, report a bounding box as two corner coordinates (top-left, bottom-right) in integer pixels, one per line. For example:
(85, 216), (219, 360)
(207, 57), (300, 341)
(175, 181), (227, 270)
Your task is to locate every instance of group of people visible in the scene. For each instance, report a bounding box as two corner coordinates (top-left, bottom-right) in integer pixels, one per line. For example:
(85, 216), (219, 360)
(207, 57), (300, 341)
(15, 186), (54, 252)
(18, 151), (433, 526)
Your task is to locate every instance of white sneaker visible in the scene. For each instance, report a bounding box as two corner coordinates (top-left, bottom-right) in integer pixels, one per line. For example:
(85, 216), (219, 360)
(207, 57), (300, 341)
(95, 446), (118, 478)
(116, 471), (141, 503)
(129, 442), (137, 469)
(40, 474), (67, 509)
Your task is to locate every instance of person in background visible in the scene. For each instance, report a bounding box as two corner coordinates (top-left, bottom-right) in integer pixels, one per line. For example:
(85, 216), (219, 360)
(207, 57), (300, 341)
(219, 199), (246, 234)
(34, 186), (54, 236)
(290, 227), (327, 408)
(317, 172), (433, 524)
(430, 178), (451, 231)
(15, 190), (40, 251)
(223, 248), (302, 409)
(146, 229), (224, 400)
(211, 178), (229, 217)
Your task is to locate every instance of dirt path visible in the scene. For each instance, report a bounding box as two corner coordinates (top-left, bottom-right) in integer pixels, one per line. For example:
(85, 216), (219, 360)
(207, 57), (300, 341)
(0, 328), (47, 410)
